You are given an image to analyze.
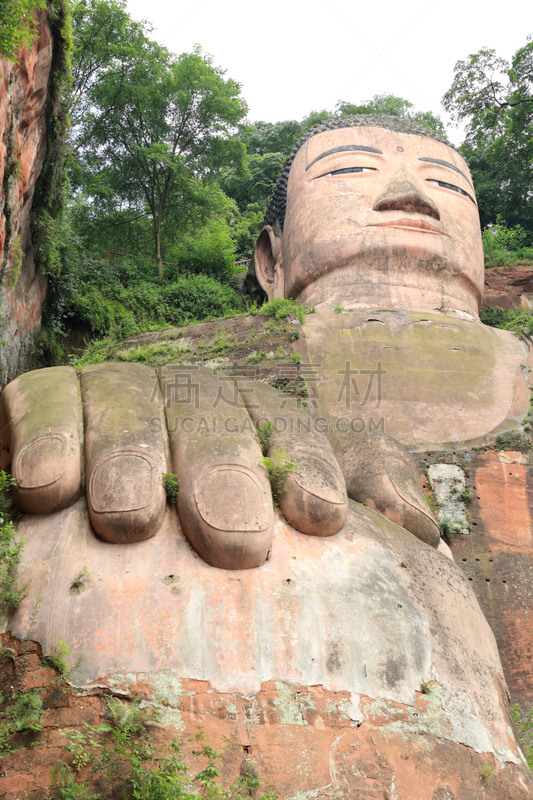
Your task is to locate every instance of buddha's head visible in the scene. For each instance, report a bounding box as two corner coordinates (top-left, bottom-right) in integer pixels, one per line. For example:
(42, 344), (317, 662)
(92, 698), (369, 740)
(250, 115), (484, 318)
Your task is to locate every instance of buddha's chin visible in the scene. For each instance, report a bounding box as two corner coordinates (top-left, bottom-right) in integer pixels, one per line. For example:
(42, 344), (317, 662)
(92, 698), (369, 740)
(285, 248), (482, 319)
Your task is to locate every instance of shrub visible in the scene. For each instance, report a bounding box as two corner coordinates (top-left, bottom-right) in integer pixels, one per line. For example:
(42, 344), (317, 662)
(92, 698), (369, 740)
(253, 297), (308, 324)
(480, 305), (533, 338)
(482, 217), (533, 268)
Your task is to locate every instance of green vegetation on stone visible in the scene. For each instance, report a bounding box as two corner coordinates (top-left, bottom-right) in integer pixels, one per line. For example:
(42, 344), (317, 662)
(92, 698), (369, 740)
(513, 703), (533, 771)
(256, 421), (275, 456)
(252, 297), (309, 324)
(480, 305), (533, 338)
(482, 217), (533, 267)
(54, 700), (278, 799)
(163, 473), (179, 504)
(0, 471), (27, 616)
(0, 0), (47, 62)
(260, 448), (299, 507)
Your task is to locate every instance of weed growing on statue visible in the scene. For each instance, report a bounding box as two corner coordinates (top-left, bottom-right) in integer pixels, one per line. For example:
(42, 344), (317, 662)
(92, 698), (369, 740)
(513, 703), (533, 771)
(480, 764), (496, 782)
(252, 297), (309, 325)
(438, 281), (451, 314)
(459, 486), (472, 503)
(425, 495), (439, 517)
(256, 421), (275, 456)
(439, 517), (461, 544)
(420, 680), (432, 695)
(163, 473), (180, 504)
(55, 701), (278, 799)
(70, 566), (91, 596)
(246, 350), (265, 365)
(0, 471), (28, 616)
(260, 448), (299, 506)
(43, 635), (84, 680)
(0, 592), (46, 755)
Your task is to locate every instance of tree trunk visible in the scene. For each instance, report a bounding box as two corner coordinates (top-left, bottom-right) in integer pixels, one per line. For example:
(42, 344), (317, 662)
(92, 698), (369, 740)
(154, 216), (163, 278)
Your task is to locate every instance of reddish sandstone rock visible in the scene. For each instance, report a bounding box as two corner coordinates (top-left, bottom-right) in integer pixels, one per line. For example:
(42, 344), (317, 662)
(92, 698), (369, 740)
(451, 448), (533, 720)
(0, 9), (52, 386)
(483, 265), (533, 311)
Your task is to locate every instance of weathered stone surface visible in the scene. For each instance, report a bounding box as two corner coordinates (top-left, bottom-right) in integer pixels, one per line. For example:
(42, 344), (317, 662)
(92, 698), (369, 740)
(0, 10), (52, 385)
(81, 362), (168, 543)
(1, 629), (531, 800)
(8, 498), (533, 796)
(302, 309), (530, 448)
(5, 118), (533, 798)
(1, 366), (82, 512)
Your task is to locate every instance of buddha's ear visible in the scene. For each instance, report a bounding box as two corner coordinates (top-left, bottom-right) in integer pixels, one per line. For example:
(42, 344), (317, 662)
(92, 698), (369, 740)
(252, 225), (284, 300)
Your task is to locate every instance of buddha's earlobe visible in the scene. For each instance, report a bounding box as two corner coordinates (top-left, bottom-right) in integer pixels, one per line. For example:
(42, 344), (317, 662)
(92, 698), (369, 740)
(253, 225), (285, 299)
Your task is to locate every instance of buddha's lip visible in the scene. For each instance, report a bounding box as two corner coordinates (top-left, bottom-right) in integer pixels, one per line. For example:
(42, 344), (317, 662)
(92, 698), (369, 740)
(368, 219), (449, 236)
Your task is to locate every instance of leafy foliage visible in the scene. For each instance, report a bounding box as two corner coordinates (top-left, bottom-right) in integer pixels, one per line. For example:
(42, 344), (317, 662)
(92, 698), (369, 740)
(0, 0), (46, 62)
(10, 691), (44, 733)
(443, 35), (533, 239)
(56, 702), (277, 800)
(253, 297), (309, 324)
(256, 421), (275, 456)
(513, 703), (533, 770)
(482, 217), (533, 267)
(336, 93), (447, 136)
(43, 635), (84, 679)
(31, 0), (73, 277)
(163, 473), (179, 504)
(45, 251), (242, 345)
(72, 25), (247, 273)
(479, 305), (533, 338)
(260, 448), (299, 506)
(0, 471), (27, 616)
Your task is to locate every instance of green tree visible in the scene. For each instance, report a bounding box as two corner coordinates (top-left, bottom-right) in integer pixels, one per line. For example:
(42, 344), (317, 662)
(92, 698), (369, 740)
(69, 0), (154, 155)
(0, 0), (46, 62)
(219, 120), (305, 259)
(443, 36), (533, 239)
(336, 93), (447, 137)
(76, 43), (247, 275)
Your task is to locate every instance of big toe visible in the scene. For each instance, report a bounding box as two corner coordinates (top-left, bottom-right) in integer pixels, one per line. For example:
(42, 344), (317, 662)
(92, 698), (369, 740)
(178, 465), (274, 570)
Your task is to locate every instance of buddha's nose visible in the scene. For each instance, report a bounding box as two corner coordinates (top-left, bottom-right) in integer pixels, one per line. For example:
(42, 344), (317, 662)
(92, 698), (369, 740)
(373, 176), (440, 221)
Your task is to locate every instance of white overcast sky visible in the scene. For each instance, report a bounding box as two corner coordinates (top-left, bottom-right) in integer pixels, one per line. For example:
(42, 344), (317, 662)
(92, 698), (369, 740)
(125, 0), (531, 145)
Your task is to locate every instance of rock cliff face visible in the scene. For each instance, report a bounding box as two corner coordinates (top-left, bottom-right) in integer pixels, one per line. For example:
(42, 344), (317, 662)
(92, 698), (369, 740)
(0, 9), (52, 386)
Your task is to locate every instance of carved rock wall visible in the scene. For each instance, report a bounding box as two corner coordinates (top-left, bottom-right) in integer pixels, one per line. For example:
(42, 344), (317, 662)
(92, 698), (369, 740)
(4, 497), (533, 798)
(483, 265), (533, 311)
(0, 10), (52, 386)
(0, 632), (531, 800)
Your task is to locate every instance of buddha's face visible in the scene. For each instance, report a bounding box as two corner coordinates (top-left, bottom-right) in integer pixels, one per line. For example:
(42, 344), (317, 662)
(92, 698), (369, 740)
(255, 126), (484, 317)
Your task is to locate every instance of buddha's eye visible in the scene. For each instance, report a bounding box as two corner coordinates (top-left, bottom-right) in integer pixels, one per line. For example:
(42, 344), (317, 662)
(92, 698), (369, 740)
(426, 178), (475, 204)
(317, 166), (377, 179)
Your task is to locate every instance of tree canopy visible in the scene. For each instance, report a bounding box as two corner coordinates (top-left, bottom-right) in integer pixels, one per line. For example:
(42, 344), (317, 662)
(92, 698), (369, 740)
(443, 35), (533, 239)
(336, 93), (447, 137)
(70, 1), (247, 275)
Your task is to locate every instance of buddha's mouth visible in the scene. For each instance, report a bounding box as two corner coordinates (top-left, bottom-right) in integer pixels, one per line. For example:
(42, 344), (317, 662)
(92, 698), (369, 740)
(368, 219), (449, 236)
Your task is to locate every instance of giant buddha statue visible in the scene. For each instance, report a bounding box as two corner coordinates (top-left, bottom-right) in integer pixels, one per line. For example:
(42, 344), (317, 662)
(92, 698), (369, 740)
(3, 117), (532, 798)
